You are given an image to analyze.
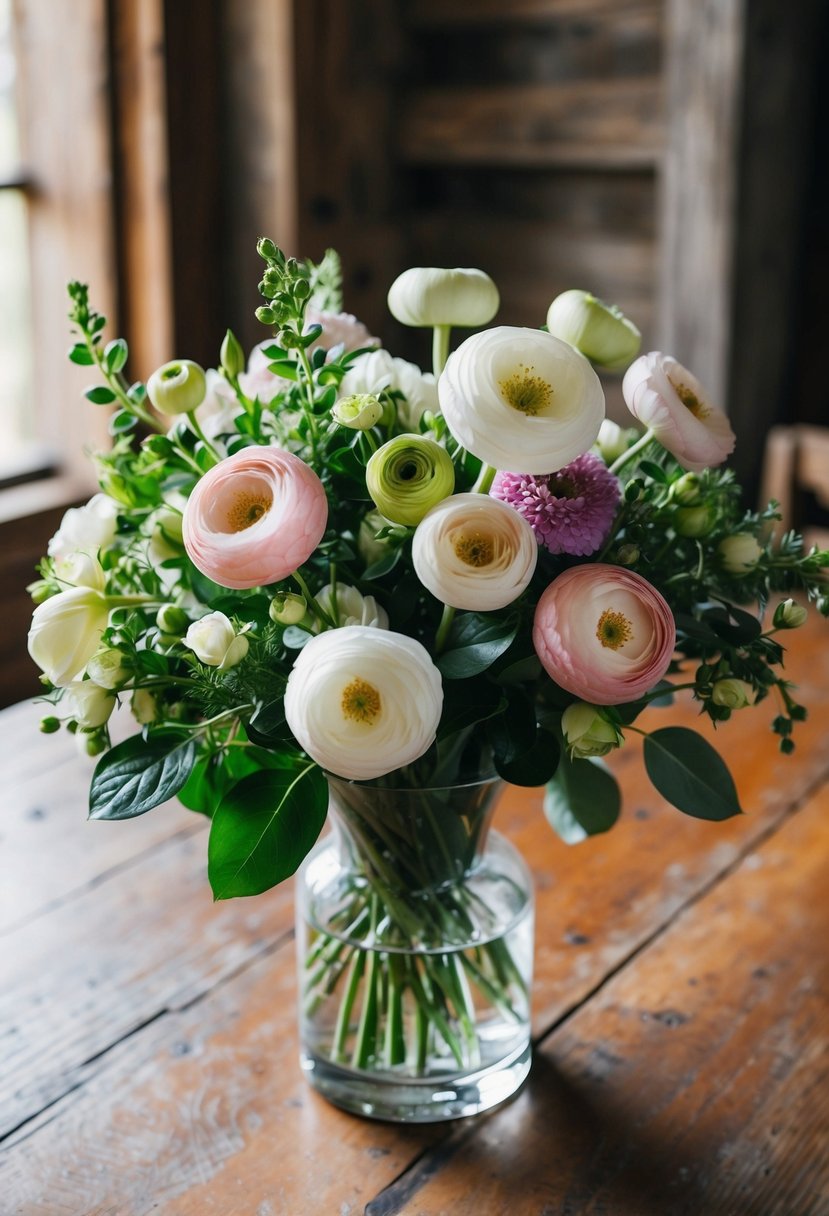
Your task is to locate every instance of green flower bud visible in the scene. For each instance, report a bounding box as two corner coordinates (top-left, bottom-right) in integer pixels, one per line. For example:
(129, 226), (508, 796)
(220, 329), (245, 380)
(718, 533), (763, 575)
(256, 306), (276, 326)
(561, 702), (623, 759)
(358, 509), (393, 566)
(147, 360), (207, 415)
(40, 715), (61, 734)
(156, 605), (189, 635)
(546, 290), (641, 371)
(387, 267), (499, 328)
(615, 544), (640, 566)
(671, 472), (703, 506)
(78, 730), (107, 757)
(270, 592), (307, 626)
(711, 678), (755, 710)
(772, 598), (808, 630)
(595, 419), (638, 465)
(257, 237), (278, 261)
(331, 394), (384, 431)
(366, 434), (455, 526)
(28, 579), (52, 605)
(675, 505), (716, 538)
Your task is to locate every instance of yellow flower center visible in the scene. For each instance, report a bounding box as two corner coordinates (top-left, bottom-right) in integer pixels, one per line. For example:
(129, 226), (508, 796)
(454, 531), (494, 568)
(596, 608), (633, 651)
(669, 377), (710, 420)
(341, 678), (382, 725)
(226, 491), (272, 532)
(499, 364), (553, 416)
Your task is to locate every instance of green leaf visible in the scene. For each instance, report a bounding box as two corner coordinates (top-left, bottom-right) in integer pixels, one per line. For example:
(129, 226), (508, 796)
(495, 727), (560, 787)
(363, 547), (402, 580)
(437, 613), (518, 680)
(84, 385), (117, 405)
(643, 727), (742, 820)
(266, 359), (298, 381)
(543, 753), (621, 843)
(89, 734), (196, 820)
(208, 765), (328, 899)
(104, 338), (128, 374)
(639, 460), (668, 483)
(246, 697), (291, 747)
(109, 409), (138, 436)
(68, 343), (93, 365)
(437, 677), (506, 740)
(487, 689), (537, 766)
(178, 746), (293, 816)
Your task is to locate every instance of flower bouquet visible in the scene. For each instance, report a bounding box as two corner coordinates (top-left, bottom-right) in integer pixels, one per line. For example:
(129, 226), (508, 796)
(28, 242), (829, 1121)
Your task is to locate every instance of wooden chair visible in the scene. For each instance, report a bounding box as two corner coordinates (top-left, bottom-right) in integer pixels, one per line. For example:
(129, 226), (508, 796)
(760, 425), (829, 550)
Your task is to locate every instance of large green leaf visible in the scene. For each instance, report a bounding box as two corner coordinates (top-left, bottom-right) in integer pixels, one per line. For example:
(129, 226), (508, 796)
(437, 613), (517, 680)
(208, 765), (328, 899)
(89, 734), (196, 820)
(437, 676), (506, 740)
(496, 727), (560, 787)
(543, 753), (621, 844)
(643, 727), (742, 820)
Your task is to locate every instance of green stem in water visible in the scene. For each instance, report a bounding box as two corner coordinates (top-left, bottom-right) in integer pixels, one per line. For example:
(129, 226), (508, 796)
(432, 324), (451, 378)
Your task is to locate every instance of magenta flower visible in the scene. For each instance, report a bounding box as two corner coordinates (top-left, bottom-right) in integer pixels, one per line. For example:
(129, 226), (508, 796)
(491, 453), (620, 557)
(183, 447), (328, 589)
(533, 564), (676, 705)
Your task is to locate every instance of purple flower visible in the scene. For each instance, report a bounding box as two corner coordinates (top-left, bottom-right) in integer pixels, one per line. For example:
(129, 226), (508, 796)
(491, 453), (621, 557)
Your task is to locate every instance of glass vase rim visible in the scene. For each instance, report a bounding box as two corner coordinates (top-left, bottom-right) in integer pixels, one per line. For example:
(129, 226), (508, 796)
(323, 771), (503, 795)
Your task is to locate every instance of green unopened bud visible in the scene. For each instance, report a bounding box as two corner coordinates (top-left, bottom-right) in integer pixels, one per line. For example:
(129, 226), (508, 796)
(332, 393), (384, 431)
(156, 605), (189, 635)
(772, 598), (807, 630)
(256, 306), (276, 326)
(78, 730), (107, 757)
(718, 533), (763, 575)
(220, 329), (245, 380)
(270, 592), (307, 626)
(546, 290), (641, 371)
(387, 267), (499, 328)
(40, 715), (61, 734)
(28, 580), (53, 605)
(358, 509), (393, 566)
(131, 688), (158, 725)
(595, 419), (638, 465)
(366, 433), (455, 526)
(675, 504), (716, 538)
(711, 678), (755, 710)
(671, 472), (703, 506)
(257, 236), (278, 261)
(561, 702), (623, 759)
(294, 278), (310, 301)
(615, 544), (640, 566)
(147, 360), (207, 415)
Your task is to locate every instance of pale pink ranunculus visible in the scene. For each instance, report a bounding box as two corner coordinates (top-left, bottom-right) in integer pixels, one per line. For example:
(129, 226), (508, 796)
(622, 352), (735, 472)
(182, 447), (328, 589)
(533, 564), (675, 705)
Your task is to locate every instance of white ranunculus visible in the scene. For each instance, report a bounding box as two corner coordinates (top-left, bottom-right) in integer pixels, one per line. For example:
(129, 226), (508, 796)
(313, 584), (389, 631)
(62, 680), (116, 728)
(28, 587), (111, 687)
(47, 494), (119, 564)
(53, 551), (106, 591)
(412, 493), (538, 611)
(184, 612), (249, 669)
(387, 267), (499, 329)
(283, 626), (443, 780)
(338, 349), (438, 430)
(439, 327), (605, 474)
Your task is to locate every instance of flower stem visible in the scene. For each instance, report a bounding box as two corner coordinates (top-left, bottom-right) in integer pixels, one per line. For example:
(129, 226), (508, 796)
(186, 410), (222, 465)
(471, 462), (497, 495)
(609, 427), (656, 477)
(432, 325), (451, 378)
(435, 604), (456, 655)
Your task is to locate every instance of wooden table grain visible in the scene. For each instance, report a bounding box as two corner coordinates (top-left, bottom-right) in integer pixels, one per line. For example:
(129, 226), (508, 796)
(2, 615), (828, 1216)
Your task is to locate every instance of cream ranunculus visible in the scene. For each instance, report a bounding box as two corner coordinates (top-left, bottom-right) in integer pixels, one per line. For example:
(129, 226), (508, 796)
(184, 612), (249, 669)
(47, 494), (118, 564)
(53, 551), (106, 591)
(313, 584), (389, 631)
(86, 647), (129, 690)
(283, 626), (443, 780)
(27, 586), (111, 687)
(387, 267), (499, 329)
(412, 493), (538, 611)
(331, 394), (384, 431)
(439, 327), (605, 475)
(62, 680), (116, 728)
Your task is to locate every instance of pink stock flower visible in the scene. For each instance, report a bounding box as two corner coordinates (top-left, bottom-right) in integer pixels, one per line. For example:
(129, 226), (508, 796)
(491, 452), (620, 557)
(533, 564), (676, 705)
(303, 307), (379, 356)
(622, 352), (735, 472)
(182, 447), (328, 589)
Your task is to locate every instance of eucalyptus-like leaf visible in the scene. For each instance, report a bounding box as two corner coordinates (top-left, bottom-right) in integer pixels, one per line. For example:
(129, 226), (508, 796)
(643, 727), (742, 820)
(89, 734), (197, 820)
(544, 753), (620, 843)
(208, 764), (328, 899)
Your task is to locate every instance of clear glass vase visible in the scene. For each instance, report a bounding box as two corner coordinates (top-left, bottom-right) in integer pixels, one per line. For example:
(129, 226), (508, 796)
(296, 774), (533, 1122)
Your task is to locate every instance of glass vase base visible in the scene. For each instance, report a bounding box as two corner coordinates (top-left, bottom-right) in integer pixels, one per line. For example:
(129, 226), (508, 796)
(300, 1038), (532, 1123)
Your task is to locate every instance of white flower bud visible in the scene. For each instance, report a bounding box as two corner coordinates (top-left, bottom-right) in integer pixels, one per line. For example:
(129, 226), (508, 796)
(561, 702), (622, 758)
(270, 592), (308, 626)
(86, 647), (129, 690)
(546, 290), (641, 371)
(772, 599), (808, 629)
(131, 688), (158, 725)
(387, 267), (499, 328)
(718, 534), (763, 575)
(62, 679), (116, 728)
(594, 419), (638, 465)
(331, 394), (384, 430)
(184, 612), (249, 669)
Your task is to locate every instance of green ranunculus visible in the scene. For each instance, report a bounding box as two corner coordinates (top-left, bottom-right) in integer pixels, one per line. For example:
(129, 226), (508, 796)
(366, 434), (455, 526)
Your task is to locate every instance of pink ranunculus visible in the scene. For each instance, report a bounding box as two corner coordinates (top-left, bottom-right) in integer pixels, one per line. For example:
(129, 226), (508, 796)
(533, 564), (676, 705)
(622, 352), (735, 472)
(303, 307), (379, 357)
(182, 447), (328, 590)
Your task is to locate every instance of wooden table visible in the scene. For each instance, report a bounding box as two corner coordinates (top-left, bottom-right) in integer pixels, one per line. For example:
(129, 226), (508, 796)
(2, 613), (828, 1216)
